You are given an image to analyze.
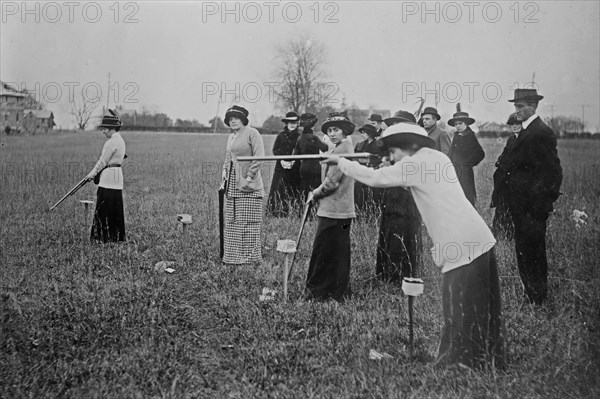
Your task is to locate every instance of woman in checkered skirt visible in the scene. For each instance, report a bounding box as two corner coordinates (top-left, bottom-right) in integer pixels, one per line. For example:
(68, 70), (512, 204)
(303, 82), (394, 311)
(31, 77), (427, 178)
(221, 106), (266, 265)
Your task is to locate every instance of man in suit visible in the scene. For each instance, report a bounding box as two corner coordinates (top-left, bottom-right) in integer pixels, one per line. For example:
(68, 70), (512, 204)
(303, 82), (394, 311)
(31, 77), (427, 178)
(367, 113), (385, 136)
(419, 107), (452, 155)
(491, 89), (562, 305)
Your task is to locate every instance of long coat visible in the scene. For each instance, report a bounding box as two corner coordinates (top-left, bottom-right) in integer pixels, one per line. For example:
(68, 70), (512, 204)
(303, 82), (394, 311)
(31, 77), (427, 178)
(448, 127), (485, 205)
(293, 128), (329, 195)
(267, 127), (301, 216)
(491, 117), (562, 218)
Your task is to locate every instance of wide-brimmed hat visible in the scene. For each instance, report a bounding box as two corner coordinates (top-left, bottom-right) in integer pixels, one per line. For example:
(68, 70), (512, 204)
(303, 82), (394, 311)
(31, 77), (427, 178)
(380, 122), (435, 150)
(368, 113), (384, 122)
(508, 88), (544, 103)
(421, 106), (441, 121)
(321, 112), (355, 136)
(448, 111), (475, 126)
(224, 105), (249, 126)
(358, 124), (378, 137)
(282, 111), (299, 123)
(506, 113), (521, 125)
(98, 109), (122, 129)
(384, 110), (416, 126)
(299, 113), (318, 129)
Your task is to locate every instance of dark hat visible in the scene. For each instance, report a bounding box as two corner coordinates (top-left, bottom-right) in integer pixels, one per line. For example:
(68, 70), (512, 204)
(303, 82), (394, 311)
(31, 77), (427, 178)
(299, 113), (318, 129)
(448, 111), (475, 127)
(321, 112), (355, 136)
(381, 122), (435, 150)
(224, 105), (249, 126)
(421, 107), (441, 121)
(508, 88), (544, 103)
(368, 113), (384, 122)
(384, 110), (417, 126)
(98, 109), (122, 129)
(506, 113), (521, 125)
(282, 111), (299, 123)
(358, 124), (378, 137)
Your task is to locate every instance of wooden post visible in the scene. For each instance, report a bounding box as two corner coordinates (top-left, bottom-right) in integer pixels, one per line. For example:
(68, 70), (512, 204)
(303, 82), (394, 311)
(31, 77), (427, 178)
(177, 214), (193, 265)
(277, 239), (297, 302)
(79, 200), (94, 233)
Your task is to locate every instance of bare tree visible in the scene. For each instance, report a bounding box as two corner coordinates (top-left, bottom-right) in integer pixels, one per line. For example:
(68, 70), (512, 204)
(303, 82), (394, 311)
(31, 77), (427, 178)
(71, 94), (99, 130)
(273, 34), (336, 114)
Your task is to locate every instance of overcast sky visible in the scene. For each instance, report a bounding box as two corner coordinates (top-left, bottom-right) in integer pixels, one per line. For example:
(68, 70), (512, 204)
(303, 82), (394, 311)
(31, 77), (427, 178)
(1, 0), (599, 130)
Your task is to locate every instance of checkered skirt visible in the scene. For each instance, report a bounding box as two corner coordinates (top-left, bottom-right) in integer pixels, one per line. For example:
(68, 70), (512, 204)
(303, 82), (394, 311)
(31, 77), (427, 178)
(223, 164), (264, 264)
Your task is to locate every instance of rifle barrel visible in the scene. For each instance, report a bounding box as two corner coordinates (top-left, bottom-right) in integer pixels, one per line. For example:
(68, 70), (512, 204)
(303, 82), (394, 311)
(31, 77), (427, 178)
(237, 153), (376, 161)
(49, 178), (88, 210)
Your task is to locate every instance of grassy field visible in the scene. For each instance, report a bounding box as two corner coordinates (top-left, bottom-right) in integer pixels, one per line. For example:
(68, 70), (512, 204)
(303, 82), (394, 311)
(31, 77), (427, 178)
(1, 131), (599, 398)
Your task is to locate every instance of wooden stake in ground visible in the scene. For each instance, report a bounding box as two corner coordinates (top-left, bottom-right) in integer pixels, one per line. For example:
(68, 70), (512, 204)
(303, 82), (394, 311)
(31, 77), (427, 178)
(277, 239), (296, 302)
(401, 277), (424, 358)
(79, 199), (94, 231)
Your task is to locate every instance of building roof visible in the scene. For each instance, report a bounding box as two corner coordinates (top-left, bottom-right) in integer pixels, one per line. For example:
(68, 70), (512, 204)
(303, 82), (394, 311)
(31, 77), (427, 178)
(0, 81), (28, 98)
(25, 109), (53, 119)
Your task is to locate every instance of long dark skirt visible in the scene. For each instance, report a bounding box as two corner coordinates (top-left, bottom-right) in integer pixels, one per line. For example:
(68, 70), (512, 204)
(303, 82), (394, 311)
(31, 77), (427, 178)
(267, 169), (301, 217)
(376, 213), (422, 282)
(354, 182), (383, 214)
(91, 187), (125, 243)
(437, 248), (507, 369)
(305, 217), (352, 302)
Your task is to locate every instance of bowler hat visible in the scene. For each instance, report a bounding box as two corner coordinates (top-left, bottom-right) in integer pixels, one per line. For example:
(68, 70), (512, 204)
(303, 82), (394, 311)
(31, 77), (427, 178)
(421, 107), (441, 121)
(321, 112), (355, 136)
(380, 122), (435, 150)
(508, 88), (544, 103)
(506, 113), (521, 125)
(448, 111), (475, 127)
(282, 111), (299, 123)
(358, 124), (378, 137)
(299, 113), (318, 129)
(224, 105), (249, 126)
(384, 110), (417, 126)
(98, 109), (122, 129)
(368, 113), (384, 122)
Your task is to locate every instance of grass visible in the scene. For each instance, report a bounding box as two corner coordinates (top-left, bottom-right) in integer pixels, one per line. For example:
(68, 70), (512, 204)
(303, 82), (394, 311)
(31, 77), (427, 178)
(1, 131), (599, 398)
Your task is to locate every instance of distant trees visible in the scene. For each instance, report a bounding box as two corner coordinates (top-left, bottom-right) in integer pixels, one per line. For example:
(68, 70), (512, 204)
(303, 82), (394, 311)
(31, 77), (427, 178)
(545, 115), (585, 135)
(272, 34), (337, 114)
(71, 93), (99, 130)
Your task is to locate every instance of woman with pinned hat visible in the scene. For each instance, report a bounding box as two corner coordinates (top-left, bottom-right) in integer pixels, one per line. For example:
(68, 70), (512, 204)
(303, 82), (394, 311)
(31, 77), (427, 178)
(321, 122), (506, 369)
(221, 105), (266, 265)
(304, 113), (356, 302)
(86, 109), (127, 243)
(293, 113), (329, 197)
(447, 109), (485, 206)
(266, 112), (302, 217)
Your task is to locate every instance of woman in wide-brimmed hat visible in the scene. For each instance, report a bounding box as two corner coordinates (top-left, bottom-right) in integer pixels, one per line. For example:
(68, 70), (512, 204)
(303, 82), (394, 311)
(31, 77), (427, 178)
(447, 110), (485, 205)
(320, 122), (507, 370)
(304, 113), (356, 302)
(267, 111), (302, 217)
(293, 113), (329, 197)
(86, 109), (126, 243)
(221, 105), (266, 265)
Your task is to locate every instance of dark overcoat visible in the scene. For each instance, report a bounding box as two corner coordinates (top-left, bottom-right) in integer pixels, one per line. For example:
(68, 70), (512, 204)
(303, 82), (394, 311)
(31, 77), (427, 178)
(491, 117), (562, 218)
(448, 127), (485, 205)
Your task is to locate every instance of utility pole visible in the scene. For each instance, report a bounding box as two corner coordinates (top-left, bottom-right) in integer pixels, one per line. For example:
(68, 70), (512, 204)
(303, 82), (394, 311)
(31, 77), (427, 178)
(106, 72), (111, 109)
(581, 104), (590, 133)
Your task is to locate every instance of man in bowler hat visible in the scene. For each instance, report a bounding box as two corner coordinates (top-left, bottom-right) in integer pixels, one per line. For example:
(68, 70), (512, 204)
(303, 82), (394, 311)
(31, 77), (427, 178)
(419, 107), (452, 155)
(491, 89), (562, 305)
(367, 113), (385, 136)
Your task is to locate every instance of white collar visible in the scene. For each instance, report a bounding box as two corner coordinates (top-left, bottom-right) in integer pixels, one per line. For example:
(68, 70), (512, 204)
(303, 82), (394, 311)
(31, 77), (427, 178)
(522, 114), (539, 130)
